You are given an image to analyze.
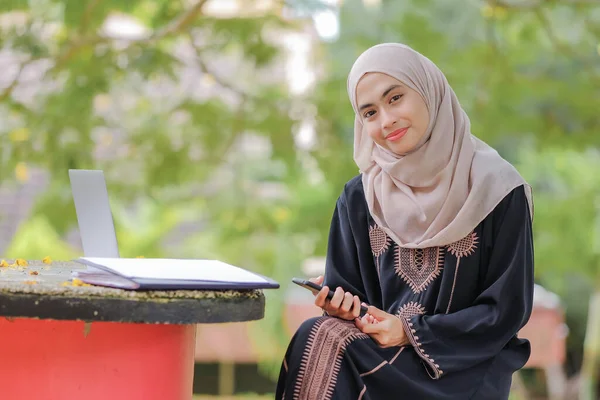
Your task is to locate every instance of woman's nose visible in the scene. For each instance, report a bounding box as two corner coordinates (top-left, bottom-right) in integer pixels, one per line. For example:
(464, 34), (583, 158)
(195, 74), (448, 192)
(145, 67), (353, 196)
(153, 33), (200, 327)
(381, 110), (396, 130)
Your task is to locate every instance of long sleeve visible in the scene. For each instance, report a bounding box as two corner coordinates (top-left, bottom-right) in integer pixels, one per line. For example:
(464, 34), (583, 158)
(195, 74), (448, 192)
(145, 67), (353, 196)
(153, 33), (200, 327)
(400, 186), (534, 379)
(323, 196), (368, 300)
(322, 179), (380, 305)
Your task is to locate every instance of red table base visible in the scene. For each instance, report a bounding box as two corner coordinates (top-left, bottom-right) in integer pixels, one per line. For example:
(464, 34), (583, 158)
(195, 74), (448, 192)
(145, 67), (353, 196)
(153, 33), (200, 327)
(0, 318), (196, 400)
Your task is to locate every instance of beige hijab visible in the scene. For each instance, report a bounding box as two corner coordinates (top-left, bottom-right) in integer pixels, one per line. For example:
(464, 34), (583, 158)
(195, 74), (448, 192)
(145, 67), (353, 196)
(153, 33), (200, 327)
(347, 43), (532, 249)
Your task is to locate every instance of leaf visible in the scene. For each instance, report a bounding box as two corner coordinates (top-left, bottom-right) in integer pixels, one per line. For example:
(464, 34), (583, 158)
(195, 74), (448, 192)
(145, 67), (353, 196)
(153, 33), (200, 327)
(127, 46), (182, 80)
(4, 215), (80, 259)
(0, 0), (29, 13)
(59, 0), (142, 31)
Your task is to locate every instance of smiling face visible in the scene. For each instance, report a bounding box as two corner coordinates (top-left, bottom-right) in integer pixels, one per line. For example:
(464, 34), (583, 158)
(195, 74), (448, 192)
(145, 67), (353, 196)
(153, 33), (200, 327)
(356, 72), (430, 155)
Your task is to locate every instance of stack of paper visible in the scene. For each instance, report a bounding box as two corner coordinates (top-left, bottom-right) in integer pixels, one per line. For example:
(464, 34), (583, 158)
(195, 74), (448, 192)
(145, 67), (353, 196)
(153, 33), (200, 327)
(73, 257), (280, 290)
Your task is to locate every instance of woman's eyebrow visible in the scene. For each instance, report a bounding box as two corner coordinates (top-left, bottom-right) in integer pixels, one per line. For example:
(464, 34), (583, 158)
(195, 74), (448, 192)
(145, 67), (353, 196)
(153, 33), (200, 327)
(381, 84), (402, 99)
(358, 84), (403, 111)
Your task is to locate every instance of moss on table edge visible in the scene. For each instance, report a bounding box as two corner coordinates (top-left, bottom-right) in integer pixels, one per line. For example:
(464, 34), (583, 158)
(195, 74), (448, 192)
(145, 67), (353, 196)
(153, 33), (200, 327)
(0, 284), (263, 301)
(0, 259), (264, 300)
(0, 261), (267, 323)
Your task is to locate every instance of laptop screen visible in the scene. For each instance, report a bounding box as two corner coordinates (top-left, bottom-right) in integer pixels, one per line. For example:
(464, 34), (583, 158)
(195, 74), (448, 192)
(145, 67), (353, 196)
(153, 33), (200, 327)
(68, 169), (120, 258)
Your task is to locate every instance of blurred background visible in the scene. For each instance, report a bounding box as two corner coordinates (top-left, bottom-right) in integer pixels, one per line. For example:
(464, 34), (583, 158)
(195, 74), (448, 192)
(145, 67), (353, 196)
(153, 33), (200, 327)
(0, 0), (598, 399)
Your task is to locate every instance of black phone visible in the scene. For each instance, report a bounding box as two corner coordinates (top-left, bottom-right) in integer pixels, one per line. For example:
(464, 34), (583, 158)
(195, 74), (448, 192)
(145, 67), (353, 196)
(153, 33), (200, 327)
(291, 277), (369, 317)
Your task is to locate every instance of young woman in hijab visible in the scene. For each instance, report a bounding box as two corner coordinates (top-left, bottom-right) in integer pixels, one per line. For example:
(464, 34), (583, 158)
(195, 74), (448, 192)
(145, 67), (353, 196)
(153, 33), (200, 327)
(275, 43), (534, 400)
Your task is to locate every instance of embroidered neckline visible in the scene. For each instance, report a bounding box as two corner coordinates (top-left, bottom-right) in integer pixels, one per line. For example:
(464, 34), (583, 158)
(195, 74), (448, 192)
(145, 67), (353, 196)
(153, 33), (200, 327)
(394, 246), (445, 294)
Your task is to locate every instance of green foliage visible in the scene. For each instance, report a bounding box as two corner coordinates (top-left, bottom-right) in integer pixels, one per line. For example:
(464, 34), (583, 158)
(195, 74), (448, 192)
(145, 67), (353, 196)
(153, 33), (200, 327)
(4, 215), (79, 260)
(0, 0), (308, 379)
(518, 147), (600, 284)
(1, 0), (600, 382)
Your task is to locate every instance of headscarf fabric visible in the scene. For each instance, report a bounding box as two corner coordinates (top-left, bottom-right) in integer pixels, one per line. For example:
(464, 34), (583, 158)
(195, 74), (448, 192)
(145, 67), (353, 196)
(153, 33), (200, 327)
(347, 43), (532, 249)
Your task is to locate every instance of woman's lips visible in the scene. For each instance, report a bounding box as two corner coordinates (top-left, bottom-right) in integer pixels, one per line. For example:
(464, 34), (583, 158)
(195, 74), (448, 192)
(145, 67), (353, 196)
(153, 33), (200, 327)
(386, 127), (409, 141)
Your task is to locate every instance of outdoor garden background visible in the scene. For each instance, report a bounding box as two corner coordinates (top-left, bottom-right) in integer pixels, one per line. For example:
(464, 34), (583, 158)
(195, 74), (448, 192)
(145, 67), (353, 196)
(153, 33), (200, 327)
(0, 0), (599, 399)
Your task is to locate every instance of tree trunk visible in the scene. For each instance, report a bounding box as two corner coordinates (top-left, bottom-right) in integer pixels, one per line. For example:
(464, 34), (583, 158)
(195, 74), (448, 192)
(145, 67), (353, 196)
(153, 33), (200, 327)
(579, 290), (600, 400)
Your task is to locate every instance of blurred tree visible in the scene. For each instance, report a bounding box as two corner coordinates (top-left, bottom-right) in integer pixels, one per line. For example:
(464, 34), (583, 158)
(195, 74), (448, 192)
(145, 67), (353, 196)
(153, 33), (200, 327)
(518, 147), (600, 399)
(0, 0), (324, 380)
(1, 0), (600, 393)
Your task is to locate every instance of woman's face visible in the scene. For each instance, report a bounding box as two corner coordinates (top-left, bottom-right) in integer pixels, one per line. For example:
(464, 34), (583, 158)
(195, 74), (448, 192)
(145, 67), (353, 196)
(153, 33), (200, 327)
(356, 72), (430, 155)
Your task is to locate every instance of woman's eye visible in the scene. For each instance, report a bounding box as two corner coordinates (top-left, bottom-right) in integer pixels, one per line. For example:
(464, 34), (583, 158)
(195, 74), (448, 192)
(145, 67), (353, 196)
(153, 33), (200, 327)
(390, 94), (402, 103)
(363, 110), (375, 118)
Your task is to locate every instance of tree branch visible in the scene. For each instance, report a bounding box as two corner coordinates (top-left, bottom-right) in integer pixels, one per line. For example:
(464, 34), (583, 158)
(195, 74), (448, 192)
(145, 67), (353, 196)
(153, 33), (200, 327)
(534, 8), (600, 85)
(80, 0), (104, 34)
(0, 57), (41, 102)
(152, 0), (210, 40)
(53, 35), (108, 71)
(187, 34), (252, 102)
(534, 8), (570, 53)
(51, 0), (210, 74)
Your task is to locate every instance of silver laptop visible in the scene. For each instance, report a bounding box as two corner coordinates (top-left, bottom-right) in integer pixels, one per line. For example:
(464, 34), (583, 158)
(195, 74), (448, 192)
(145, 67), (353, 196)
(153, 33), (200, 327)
(68, 169), (120, 258)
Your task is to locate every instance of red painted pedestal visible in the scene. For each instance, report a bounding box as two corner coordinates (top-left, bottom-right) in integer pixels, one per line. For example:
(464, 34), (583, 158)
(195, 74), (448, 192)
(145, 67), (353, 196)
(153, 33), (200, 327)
(0, 318), (196, 400)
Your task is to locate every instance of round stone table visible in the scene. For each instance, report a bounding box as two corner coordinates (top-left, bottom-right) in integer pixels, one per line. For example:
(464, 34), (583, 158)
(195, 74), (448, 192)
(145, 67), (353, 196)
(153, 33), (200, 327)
(0, 260), (265, 400)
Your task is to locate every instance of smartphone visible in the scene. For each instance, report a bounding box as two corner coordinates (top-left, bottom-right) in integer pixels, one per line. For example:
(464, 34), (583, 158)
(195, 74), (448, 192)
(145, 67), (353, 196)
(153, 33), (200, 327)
(292, 277), (369, 317)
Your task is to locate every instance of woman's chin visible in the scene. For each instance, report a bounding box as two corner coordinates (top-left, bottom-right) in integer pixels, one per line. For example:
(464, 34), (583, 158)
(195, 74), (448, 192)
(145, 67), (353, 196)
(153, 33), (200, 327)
(385, 141), (416, 156)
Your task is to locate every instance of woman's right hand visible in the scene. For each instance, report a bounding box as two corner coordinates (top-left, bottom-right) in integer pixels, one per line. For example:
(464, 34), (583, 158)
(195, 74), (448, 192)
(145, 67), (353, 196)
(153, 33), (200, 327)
(310, 275), (362, 321)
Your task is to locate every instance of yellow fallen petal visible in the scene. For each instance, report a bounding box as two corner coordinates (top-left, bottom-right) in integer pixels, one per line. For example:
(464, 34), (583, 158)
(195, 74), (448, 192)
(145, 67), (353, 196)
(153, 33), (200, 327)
(16, 259), (28, 267)
(71, 278), (92, 287)
(42, 256), (52, 264)
(0, 260), (8, 267)
(72, 278), (84, 286)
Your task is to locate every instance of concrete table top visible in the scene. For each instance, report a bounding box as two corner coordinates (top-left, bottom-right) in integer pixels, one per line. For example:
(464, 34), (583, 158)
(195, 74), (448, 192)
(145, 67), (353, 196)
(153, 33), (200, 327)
(0, 260), (264, 324)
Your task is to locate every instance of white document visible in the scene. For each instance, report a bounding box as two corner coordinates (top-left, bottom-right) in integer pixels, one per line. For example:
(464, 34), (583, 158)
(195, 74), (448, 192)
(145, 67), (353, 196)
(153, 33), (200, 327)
(79, 257), (269, 284)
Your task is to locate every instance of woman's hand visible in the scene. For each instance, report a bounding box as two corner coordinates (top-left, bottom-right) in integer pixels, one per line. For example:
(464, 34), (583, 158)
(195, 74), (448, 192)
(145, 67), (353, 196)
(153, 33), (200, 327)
(310, 276), (362, 321)
(354, 305), (410, 348)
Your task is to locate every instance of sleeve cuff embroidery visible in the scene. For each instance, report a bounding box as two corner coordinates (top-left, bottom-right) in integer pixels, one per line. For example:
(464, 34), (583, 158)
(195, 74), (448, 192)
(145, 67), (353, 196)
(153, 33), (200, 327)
(400, 316), (443, 379)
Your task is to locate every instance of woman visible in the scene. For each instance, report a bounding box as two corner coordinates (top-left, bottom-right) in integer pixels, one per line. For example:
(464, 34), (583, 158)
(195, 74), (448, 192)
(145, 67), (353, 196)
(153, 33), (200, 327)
(275, 43), (534, 400)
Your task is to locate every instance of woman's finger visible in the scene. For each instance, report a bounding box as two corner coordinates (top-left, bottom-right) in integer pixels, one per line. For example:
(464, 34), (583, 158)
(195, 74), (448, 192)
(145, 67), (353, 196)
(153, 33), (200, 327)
(309, 275), (324, 285)
(359, 322), (381, 334)
(351, 296), (361, 318)
(314, 286), (330, 308)
(340, 292), (354, 312)
(329, 287), (345, 309)
(354, 316), (365, 330)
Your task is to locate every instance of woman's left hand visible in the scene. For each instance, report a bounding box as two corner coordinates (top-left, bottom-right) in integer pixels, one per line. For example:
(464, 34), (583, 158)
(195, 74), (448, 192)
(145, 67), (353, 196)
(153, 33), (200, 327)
(354, 305), (410, 348)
